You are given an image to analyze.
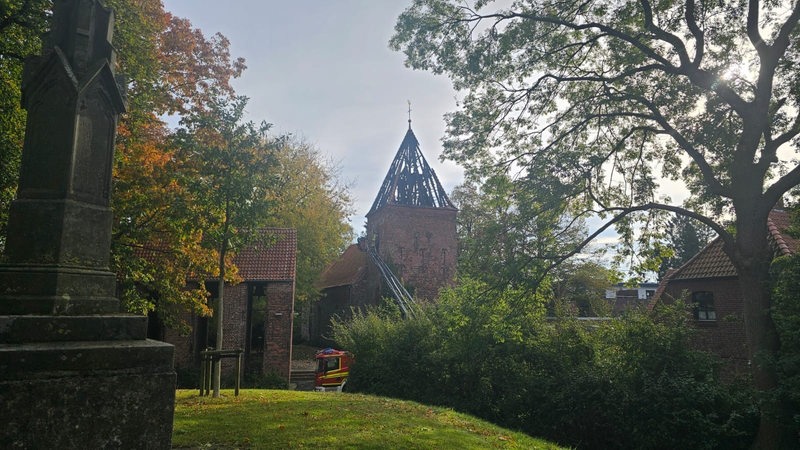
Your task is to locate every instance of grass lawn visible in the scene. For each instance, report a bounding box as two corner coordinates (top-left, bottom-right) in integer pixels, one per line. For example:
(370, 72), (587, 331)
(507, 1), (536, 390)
(172, 389), (565, 449)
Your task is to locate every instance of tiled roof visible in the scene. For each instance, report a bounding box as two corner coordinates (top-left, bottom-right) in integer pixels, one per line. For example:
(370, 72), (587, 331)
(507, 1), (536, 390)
(669, 239), (738, 280)
(668, 210), (797, 281)
(316, 244), (369, 289)
(233, 228), (296, 282)
(767, 209), (798, 256)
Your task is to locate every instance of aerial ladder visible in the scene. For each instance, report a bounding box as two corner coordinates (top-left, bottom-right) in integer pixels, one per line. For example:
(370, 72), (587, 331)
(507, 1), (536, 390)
(364, 243), (415, 318)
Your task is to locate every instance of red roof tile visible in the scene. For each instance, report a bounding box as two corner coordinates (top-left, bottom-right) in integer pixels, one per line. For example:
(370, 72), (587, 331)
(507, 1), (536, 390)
(316, 244), (369, 289)
(767, 209), (797, 256)
(670, 239), (737, 280)
(668, 210), (797, 281)
(233, 228), (296, 282)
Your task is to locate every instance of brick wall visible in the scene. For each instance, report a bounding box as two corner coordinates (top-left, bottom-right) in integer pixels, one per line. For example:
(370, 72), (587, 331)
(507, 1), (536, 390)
(367, 204), (457, 301)
(163, 312), (194, 369)
(223, 284), (248, 353)
(263, 281), (294, 380)
(662, 277), (750, 374)
(164, 280), (295, 383)
(313, 285), (348, 346)
(351, 259), (382, 308)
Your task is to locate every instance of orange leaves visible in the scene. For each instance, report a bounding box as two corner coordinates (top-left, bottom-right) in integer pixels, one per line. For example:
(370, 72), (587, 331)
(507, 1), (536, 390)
(157, 15), (246, 116)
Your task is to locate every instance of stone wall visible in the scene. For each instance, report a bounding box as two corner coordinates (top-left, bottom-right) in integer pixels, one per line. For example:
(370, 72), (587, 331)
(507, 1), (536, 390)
(367, 204), (457, 301)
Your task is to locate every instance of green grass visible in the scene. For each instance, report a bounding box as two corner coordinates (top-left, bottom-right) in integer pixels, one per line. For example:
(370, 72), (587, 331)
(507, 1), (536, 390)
(172, 389), (566, 449)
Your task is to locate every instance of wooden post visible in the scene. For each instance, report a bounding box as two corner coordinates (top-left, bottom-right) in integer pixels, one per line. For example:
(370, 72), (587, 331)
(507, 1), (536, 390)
(235, 350), (242, 396)
(205, 353), (212, 396)
(199, 355), (205, 396)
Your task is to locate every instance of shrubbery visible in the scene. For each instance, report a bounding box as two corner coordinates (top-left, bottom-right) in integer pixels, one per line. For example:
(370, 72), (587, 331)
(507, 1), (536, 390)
(770, 254), (800, 439)
(331, 278), (757, 449)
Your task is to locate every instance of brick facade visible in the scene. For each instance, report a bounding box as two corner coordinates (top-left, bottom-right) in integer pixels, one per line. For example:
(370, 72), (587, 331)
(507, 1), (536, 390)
(163, 280), (295, 381)
(367, 204), (457, 301)
(262, 282), (294, 379)
(157, 228), (297, 383)
(311, 126), (458, 343)
(660, 277), (749, 374)
(654, 210), (798, 377)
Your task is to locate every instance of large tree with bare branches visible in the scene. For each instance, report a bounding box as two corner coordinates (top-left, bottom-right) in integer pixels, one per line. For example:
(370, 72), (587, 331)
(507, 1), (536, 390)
(393, 0), (800, 446)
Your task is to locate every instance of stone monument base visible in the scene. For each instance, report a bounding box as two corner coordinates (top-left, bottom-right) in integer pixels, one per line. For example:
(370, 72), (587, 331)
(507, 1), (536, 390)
(0, 316), (175, 449)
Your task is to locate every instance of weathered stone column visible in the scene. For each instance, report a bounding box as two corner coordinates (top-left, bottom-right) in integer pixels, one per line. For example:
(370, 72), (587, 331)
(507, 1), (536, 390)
(0, 1), (175, 447)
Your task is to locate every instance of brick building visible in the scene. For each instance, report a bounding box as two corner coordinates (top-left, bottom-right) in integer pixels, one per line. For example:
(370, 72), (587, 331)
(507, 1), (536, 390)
(605, 282), (659, 314)
(653, 210), (796, 374)
(312, 124), (457, 343)
(159, 228), (297, 381)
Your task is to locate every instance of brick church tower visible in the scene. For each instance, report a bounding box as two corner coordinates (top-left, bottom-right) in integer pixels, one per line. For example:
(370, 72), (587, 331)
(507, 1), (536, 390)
(365, 124), (457, 300)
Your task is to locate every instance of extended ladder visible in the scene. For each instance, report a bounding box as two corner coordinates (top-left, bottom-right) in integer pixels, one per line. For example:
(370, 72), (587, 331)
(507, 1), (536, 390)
(365, 245), (415, 318)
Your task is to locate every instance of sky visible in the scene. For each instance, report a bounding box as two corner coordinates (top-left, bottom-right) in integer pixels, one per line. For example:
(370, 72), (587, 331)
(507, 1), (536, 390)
(160, 1), (464, 234)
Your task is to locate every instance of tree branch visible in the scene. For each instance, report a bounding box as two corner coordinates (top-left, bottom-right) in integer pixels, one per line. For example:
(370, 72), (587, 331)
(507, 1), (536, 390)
(631, 93), (730, 197)
(683, 0), (705, 67)
(764, 163), (800, 208)
(746, 0), (765, 53)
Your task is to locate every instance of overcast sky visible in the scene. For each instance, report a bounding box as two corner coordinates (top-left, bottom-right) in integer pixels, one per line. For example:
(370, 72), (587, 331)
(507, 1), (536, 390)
(161, 1), (463, 234)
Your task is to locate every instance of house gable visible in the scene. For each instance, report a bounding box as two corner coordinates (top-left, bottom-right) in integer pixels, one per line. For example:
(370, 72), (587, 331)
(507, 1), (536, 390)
(652, 209), (796, 376)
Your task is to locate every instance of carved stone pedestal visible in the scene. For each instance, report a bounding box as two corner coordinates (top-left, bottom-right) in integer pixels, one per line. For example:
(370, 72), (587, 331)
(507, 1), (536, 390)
(0, 1), (175, 447)
(0, 315), (175, 448)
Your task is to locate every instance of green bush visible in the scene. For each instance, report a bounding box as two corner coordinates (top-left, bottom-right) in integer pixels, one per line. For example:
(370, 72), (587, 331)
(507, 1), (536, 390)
(770, 255), (800, 440)
(331, 278), (757, 449)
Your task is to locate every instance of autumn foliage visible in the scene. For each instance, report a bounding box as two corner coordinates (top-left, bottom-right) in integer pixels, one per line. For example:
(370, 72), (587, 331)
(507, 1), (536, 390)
(0, 0), (352, 329)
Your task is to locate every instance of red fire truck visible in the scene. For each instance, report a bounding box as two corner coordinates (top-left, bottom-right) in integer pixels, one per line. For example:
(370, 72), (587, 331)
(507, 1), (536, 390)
(314, 348), (353, 392)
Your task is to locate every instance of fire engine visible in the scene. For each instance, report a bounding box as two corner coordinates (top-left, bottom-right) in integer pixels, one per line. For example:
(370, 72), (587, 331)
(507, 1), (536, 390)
(314, 348), (353, 392)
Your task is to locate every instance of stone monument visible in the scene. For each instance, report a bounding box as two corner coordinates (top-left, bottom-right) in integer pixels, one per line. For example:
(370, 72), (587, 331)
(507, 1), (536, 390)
(0, 0), (175, 447)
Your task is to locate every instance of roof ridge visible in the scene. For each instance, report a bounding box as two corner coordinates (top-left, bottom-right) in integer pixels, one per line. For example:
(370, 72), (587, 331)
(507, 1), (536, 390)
(767, 213), (792, 256)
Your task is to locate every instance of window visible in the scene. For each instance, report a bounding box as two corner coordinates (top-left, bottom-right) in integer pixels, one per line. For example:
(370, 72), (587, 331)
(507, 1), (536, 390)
(248, 284), (268, 355)
(692, 291), (716, 321)
(316, 357), (339, 373)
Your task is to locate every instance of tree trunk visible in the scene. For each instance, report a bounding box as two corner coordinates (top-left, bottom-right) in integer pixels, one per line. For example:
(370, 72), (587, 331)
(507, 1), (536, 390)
(211, 242), (227, 398)
(738, 269), (783, 448)
(732, 213), (790, 448)
(212, 206), (231, 398)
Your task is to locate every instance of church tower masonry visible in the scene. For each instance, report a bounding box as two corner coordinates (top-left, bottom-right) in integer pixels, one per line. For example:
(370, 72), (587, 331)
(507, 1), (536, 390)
(365, 125), (457, 301)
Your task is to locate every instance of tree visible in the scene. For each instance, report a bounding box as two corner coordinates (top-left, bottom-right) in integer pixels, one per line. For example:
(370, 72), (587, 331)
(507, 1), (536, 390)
(174, 94), (277, 398)
(392, 0), (800, 445)
(656, 214), (714, 278)
(266, 139), (353, 304)
(108, 0), (247, 322)
(550, 260), (616, 316)
(0, 0), (49, 246)
(332, 281), (756, 449)
(451, 175), (585, 290)
(770, 253), (800, 441)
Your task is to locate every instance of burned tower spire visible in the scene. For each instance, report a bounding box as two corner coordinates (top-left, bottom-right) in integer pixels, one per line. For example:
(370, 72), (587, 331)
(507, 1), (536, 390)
(366, 120), (457, 301)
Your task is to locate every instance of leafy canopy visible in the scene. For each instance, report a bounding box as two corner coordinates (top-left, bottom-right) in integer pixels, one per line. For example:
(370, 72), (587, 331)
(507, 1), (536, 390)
(392, 0), (800, 252)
